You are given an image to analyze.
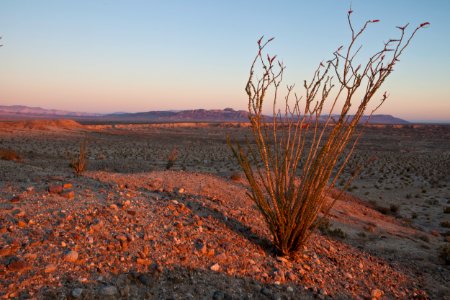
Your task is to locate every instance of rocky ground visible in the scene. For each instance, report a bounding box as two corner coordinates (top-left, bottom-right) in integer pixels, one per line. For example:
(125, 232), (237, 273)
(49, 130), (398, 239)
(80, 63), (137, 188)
(0, 120), (449, 299)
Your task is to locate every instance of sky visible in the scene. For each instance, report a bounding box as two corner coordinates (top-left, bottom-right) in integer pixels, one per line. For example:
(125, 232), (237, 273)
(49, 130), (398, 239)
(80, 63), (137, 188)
(0, 0), (449, 122)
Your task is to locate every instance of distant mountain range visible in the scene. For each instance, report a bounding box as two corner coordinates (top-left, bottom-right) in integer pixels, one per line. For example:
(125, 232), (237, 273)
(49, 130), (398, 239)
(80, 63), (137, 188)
(0, 105), (101, 118)
(0, 105), (409, 124)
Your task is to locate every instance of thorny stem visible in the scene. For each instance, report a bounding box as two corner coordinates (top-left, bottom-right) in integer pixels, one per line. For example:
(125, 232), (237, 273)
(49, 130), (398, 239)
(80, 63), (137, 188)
(228, 13), (427, 256)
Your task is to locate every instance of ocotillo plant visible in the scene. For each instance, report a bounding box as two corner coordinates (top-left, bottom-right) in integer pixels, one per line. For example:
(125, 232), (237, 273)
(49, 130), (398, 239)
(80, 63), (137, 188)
(70, 137), (88, 175)
(229, 11), (428, 256)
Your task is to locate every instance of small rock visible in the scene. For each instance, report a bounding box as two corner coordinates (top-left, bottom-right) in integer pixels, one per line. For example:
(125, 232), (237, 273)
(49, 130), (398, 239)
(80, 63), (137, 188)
(371, 289), (383, 299)
(276, 256), (289, 264)
(109, 204), (118, 210)
(137, 258), (152, 266)
(72, 288), (83, 298)
(178, 188), (185, 194)
(90, 219), (104, 231)
(100, 285), (118, 296)
(63, 183), (73, 189)
(7, 260), (31, 272)
(194, 239), (207, 254)
(116, 235), (127, 242)
(287, 286), (294, 293)
(44, 264), (57, 273)
(0, 247), (14, 257)
(48, 185), (63, 194)
(64, 250), (79, 262)
(13, 209), (26, 217)
(10, 196), (21, 203)
(61, 191), (75, 199)
(216, 252), (227, 261)
(210, 263), (220, 272)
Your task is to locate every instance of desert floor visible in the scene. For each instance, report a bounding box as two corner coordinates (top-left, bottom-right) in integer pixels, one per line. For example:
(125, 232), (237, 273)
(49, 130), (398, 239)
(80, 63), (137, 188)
(0, 120), (449, 299)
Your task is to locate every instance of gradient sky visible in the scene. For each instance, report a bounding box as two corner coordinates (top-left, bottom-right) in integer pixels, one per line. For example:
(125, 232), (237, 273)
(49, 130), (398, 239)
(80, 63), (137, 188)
(0, 0), (449, 122)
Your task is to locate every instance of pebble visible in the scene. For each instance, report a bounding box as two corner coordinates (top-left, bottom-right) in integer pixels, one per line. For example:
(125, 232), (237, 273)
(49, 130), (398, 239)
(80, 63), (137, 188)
(48, 185), (63, 194)
(63, 183), (73, 189)
(100, 285), (118, 296)
(64, 250), (79, 262)
(44, 264), (57, 273)
(371, 288), (383, 299)
(62, 191), (75, 199)
(0, 247), (14, 257)
(210, 263), (220, 272)
(137, 258), (152, 266)
(71, 288), (83, 298)
(7, 260), (31, 272)
(287, 286), (294, 293)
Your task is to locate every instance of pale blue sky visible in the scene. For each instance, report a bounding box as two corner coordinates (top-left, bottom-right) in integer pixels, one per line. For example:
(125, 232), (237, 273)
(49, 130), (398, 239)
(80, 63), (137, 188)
(0, 0), (448, 122)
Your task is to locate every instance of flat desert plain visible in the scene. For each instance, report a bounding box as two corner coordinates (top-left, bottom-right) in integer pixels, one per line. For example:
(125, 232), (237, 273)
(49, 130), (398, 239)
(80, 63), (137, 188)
(0, 120), (449, 299)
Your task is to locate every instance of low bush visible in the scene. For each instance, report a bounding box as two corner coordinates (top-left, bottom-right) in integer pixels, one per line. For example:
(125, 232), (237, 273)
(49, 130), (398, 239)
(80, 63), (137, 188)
(70, 138), (88, 175)
(165, 148), (178, 170)
(0, 149), (22, 161)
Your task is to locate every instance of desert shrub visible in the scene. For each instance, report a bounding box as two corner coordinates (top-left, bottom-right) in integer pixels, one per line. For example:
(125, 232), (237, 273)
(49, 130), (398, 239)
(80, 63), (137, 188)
(318, 219), (347, 239)
(228, 12), (426, 256)
(165, 148), (178, 170)
(0, 149), (22, 161)
(440, 221), (450, 228)
(70, 138), (88, 175)
(438, 244), (450, 265)
(415, 233), (430, 243)
(230, 172), (242, 181)
(377, 206), (390, 215)
(390, 204), (400, 214)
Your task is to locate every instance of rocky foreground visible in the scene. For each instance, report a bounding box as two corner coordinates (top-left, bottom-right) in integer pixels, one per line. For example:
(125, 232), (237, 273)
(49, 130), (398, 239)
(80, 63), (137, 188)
(0, 168), (437, 299)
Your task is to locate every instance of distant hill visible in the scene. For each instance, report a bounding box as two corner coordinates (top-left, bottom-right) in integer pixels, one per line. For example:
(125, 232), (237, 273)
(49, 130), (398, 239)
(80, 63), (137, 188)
(0, 105), (101, 119)
(0, 105), (410, 124)
(102, 108), (249, 123)
(359, 115), (409, 124)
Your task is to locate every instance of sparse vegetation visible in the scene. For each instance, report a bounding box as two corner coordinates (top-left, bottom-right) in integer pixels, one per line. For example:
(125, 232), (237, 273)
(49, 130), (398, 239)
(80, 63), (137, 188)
(165, 147), (178, 170)
(438, 243), (450, 265)
(229, 13), (425, 256)
(318, 219), (347, 239)
(389, 204), (400, 214)
(70, 138), (88, 175)
(0, 148), (21, 161)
